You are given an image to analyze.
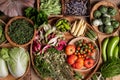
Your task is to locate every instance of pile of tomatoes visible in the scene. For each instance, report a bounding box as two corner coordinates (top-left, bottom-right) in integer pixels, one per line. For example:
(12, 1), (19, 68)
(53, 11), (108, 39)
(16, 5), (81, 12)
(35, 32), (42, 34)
(65, 39), (96, 69)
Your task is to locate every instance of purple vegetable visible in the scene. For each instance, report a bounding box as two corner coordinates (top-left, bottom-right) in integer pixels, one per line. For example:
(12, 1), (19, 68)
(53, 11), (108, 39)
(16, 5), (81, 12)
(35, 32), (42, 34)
(32, 41), (41, 53)
(55, 40), (66, 51)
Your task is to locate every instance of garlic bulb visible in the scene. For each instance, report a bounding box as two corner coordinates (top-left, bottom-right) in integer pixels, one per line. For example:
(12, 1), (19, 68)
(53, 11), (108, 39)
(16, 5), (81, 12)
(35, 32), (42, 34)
(0, 0), (35, 17)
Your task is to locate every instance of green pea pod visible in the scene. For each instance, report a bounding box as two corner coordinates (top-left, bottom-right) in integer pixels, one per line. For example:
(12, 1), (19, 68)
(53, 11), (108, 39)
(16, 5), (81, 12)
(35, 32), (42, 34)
(102, 38), (109, 62)
(107, 36), (119, 60)
(113, 46), (119, 59)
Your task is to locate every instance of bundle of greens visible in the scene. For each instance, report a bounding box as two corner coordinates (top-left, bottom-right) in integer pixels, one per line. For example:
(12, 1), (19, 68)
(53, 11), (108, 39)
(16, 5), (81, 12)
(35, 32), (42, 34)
(25, 7), (48, 28)
(100, 59), (120, 78)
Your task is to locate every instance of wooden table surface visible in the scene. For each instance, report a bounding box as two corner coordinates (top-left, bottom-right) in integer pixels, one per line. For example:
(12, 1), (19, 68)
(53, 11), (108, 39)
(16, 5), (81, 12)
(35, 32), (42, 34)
(0, 0), (120, 80)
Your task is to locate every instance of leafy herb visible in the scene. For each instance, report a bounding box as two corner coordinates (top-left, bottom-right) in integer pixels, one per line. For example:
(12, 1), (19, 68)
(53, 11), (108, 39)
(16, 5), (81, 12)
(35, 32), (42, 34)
(34, 47), (74, 80)
(25, 7), (48, 28)
(8, 19), (34, 44)
(101, 59), (120, 78)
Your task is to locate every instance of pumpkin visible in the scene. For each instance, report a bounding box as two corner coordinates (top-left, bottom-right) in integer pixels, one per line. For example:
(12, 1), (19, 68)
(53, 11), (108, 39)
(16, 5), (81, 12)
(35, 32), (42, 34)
(0, 0), (35, 17)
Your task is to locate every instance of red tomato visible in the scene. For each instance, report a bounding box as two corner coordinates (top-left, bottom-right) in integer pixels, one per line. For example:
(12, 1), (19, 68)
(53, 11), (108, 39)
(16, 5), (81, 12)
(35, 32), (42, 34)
(67, 55), (77, 65)
(84, 58), (95, 68)
(65, 45), (76, 55)
(72, 58), (84, 69)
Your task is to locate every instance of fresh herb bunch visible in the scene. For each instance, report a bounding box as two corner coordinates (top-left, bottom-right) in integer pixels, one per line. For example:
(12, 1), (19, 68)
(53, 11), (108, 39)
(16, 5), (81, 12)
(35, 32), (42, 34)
(25, 7), (48, 28)
(101, 59), (120, 78)
(8, 19), (34, 44)
(34, 47), (74, 80)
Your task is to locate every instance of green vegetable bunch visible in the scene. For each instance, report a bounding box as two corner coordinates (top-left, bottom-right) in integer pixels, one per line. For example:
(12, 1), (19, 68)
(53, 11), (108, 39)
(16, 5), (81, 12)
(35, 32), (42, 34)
(92, 5), (119, 34)
(0, 23), (6, 44)
(40, 0), (61, 16)
(25, 7), (48, 28)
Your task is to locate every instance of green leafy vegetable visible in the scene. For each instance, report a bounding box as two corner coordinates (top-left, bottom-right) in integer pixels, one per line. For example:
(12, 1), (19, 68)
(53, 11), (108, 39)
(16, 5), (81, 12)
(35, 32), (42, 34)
(40, 0), (61, 16)
(0, 58), (8, 78)
(0, 23), (6, 44)
(25, 7), (48, 28)
(7, 47), (29, 78)
(101, 59), (120, 78)
(0, 48), (9, 61)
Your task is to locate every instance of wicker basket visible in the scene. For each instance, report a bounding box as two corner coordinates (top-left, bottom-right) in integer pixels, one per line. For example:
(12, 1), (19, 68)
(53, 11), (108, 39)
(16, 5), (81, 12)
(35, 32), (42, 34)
(90, 1), (120, 36)
(5, 16), (36, 47)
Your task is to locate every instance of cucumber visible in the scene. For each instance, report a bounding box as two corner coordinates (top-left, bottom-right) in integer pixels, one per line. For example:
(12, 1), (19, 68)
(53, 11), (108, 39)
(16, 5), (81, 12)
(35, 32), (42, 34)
(102, 38), (109, 62)
(113, 46), (119, 59)
(107, 36), (119, 60)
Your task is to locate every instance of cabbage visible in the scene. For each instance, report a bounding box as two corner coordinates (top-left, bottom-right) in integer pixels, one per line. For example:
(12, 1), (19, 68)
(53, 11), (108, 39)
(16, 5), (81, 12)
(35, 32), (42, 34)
(0, 58), (8, 78)
(7, 47), (29, 78)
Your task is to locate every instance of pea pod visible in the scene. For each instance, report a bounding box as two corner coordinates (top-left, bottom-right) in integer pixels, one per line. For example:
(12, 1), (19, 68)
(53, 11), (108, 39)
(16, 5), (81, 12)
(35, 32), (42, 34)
(102, 38), (109, 62)
(113, 46), (119, 59)
(107, 36), (119, 59)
